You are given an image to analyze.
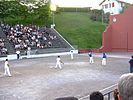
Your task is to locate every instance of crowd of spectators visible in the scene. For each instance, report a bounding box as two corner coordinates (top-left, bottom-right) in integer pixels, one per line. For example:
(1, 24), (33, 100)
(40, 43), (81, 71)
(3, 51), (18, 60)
(1, 23), (57, 54)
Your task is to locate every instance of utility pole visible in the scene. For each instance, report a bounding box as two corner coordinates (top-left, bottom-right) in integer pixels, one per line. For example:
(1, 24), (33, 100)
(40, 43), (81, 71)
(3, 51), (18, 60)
(102, 10), (104, 24)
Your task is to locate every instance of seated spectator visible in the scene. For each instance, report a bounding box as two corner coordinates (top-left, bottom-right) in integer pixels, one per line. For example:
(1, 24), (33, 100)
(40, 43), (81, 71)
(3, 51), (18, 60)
(90, 91), (103, 100)
(1, 47), (8, 54)
(113, 89), (119, 100)
(118, 73), (133, 100)
(0, 38), (8, 55)
(55, 97), (78, 100)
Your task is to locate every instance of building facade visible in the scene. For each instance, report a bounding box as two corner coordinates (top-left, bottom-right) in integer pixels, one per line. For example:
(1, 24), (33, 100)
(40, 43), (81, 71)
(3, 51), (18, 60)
(100, 0), (130, 15)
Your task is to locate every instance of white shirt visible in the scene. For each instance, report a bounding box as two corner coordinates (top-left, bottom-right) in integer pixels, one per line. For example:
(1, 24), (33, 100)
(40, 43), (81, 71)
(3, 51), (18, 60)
(56, 57), (61, 63)
(16, 51), (20, 54)
(28, 47), (31, 51)
(5, 61), (9, 68)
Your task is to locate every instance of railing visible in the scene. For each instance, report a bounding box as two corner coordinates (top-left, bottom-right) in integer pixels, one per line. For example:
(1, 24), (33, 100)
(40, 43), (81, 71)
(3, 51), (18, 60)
(78, 84), (117, 100)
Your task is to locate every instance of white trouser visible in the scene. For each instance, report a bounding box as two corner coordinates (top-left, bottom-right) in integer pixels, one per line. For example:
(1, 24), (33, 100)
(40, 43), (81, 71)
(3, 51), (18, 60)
(102, 58), (106, 65)
(4, 67), (11, 76)
(90, 57), (94, 64)
(55, 62), (62, 69)
(27, 51), (30, 56)
(71, 54), (73, 59)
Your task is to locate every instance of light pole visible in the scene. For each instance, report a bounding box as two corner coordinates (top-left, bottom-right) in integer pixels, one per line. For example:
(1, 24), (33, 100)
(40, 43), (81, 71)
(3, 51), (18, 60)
(52, 11), (55, 25)
(50, 4), (56, 28)
(102, 10), (104, 24)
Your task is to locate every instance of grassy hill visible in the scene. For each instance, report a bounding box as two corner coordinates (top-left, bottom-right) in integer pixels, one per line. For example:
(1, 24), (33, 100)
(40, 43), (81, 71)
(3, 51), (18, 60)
(54, 12), (106, 49)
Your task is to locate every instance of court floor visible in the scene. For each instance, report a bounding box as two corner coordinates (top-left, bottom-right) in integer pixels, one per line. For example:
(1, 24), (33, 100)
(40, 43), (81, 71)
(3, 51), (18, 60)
(0, 53), (130, 100)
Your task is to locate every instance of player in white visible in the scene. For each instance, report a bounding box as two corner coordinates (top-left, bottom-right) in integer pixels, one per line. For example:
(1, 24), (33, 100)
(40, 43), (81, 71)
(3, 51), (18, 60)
(70, 50), (74, 60)
(16, 50), (20, 59)
(27, 46), (31, 56)
(88, 52), (94, 64)
(4, 59), (12, 77)
(55, 56), (64, 69)
(102, 53), (107, 65)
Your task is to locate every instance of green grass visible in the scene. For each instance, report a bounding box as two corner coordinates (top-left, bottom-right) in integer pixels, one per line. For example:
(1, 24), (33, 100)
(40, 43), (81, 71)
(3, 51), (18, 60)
(55, 12), (106, 49)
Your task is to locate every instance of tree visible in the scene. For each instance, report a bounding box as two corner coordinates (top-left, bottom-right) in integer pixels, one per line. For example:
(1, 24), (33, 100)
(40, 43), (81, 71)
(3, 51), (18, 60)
(34, 2), (51, 24)
(8, 1), (28, 18)
(0, 0), (51, 25)
(103, 12), (110, 24)
(0, 1), (10, 21)
(90, 9), (103, 22)
(0, 1), (28, 22)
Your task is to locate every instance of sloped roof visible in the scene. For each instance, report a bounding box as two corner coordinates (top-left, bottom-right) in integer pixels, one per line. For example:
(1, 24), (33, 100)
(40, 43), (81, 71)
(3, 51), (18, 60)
(99, 0), (130, 6)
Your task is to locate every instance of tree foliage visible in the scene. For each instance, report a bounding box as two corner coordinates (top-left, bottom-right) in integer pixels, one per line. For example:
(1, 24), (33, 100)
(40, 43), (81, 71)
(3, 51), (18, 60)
(90, 9), (103, 22)
(0, 1), (28, 20)
(90, 9), (110, 24)
(34, 3), (50, 19)
(9, 1), (28, 17)
(0, 0), (51, 26)
(0, 1), (10, 20)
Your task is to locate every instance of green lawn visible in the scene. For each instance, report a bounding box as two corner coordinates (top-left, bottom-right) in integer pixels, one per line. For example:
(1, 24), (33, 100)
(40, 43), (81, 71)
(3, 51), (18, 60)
(54, 12), (106, 49)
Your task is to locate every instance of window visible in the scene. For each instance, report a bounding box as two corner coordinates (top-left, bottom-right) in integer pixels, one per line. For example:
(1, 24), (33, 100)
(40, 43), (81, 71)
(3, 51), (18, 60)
(112, 2), (115, 7)
(105, 4), (108, 8)
(109, 3), (111, 8)
(102, 5), (104, 9)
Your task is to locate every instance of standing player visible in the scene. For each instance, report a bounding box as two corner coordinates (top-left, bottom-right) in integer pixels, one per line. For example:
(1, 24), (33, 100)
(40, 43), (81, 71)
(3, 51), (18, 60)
(129, 55), (133, 73)
(55, 56), (64, 69)
(4, 59), (12, 77)
(88, 52), (94, 64)
(102, 53), (107, 66)
(70, 50), (74, 60)
(27, 46), (31, 56)
(16, 50), (20, 59)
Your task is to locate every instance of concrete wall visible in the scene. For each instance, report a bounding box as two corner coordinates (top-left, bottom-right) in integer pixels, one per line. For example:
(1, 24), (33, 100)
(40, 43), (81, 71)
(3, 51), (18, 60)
(101, 5), (133, 52)
(100, 25), (112, 52)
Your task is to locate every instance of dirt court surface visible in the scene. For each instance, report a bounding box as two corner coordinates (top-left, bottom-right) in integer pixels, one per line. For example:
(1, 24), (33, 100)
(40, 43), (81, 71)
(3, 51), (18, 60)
(0, 53), (131, 100)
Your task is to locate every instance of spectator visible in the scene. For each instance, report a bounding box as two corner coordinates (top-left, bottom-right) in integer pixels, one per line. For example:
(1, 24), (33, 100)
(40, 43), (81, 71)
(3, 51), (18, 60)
(113, 89), (119, 100)
(90, 91), (104, 100)
(118, 73), (133, 100)
(1, 47), (8, 54)
(0, 38), (8, 55)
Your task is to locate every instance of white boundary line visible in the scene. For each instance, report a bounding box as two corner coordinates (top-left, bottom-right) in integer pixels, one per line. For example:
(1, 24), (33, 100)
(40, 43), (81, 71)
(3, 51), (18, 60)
(0, 50), (78, 61)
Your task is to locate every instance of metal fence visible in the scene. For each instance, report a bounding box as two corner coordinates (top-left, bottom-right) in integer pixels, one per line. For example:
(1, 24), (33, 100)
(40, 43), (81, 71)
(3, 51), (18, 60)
(78, 84), (117, 100)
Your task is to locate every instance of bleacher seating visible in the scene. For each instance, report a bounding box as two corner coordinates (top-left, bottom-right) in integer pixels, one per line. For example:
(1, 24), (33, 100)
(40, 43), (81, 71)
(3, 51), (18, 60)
(0, 23), (72, 55)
